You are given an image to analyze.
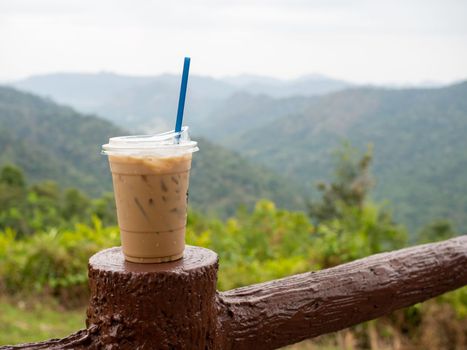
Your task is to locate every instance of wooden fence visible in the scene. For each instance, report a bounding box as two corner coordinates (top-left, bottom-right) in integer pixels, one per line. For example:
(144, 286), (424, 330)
(2, 236), (466, 350)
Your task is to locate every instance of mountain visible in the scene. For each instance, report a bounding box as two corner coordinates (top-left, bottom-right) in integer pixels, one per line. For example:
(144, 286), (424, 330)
(198, 93), (315, 141)
(13, 73), (236, 133)
(0, 86), (306, 217)
(225, 82), (467, 232)
(91, 75), (235, 134)
(223, 74), (351, 97)
(12, 72), (350, 134)
(0, 86), (121, 196)
(12, 72), (153, 113)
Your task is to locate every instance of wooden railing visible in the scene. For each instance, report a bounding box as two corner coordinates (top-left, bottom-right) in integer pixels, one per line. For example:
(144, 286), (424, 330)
(2, 236), (466, 350)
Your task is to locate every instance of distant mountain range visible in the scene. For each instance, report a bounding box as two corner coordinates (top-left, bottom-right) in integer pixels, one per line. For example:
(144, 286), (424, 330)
(222, 73), (351, 97)
(12, 72), (350, 133)
(0, 86), (306, 217)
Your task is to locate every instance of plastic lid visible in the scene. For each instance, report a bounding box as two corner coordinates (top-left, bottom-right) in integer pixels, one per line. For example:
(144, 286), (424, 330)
(102, 126), (198, 156)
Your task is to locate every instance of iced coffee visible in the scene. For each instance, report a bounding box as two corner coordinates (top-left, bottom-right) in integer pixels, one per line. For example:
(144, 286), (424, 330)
(102, 127), (198, 263)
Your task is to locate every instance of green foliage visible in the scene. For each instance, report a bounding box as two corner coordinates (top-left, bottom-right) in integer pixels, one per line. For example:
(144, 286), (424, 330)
(0, 166), (117, 236)
(1, 198), (399, 296)
(308, 143), (373, 224)
(0, 218), (119, 297)
(307, 144), (407, 267)
(313, 203), (407, 268)
(0, 165), (25, 188)
(187, 200), (315, 290)
(417, 219), (456, 244)
(61, 188), (91, 221)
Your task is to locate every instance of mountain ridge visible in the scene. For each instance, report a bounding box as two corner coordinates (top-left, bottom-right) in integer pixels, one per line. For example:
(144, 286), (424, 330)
(12, 72), (351, 133)
(0, 86), (307, 217)
(225, 81), (467, 231)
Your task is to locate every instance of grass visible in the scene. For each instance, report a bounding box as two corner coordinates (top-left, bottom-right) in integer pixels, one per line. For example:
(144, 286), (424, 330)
(0, 296), (86, 346)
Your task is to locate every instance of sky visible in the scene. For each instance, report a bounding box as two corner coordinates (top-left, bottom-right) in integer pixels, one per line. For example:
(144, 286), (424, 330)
(0, 0), (466, 84)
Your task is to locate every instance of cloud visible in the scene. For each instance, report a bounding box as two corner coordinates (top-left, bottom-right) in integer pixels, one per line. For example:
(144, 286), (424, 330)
(0, 0), (466, 83)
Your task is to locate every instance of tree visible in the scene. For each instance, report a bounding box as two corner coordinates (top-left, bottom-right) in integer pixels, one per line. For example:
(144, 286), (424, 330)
(417, 220), (456, 244)
(91, 192), (117, 226)
(308, 143), (407, 265)
(308, 143), (374, 224)
(0, 165), (28, 233)
(0, 164), (25, 188)
(62, 188), (90, 221)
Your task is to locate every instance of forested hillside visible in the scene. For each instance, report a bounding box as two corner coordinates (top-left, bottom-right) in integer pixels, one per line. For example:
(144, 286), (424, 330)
(197, 93), (314, 141)
(226, 82), (467, 231)
(0, 86), (306, 216)
(0, 86), (121, 196)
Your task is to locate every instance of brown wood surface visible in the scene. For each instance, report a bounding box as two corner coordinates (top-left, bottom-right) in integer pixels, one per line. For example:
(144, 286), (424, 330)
(2, 236), (466, 350)
(86, 245), (219, 349)
(216, 236), (467, 349)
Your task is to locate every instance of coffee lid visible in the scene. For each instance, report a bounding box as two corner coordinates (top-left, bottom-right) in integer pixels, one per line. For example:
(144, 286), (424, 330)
(102, 126), (198, 156)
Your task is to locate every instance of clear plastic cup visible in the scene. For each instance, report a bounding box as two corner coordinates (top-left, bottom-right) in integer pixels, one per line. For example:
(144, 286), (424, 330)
(102, 127), (198, 263)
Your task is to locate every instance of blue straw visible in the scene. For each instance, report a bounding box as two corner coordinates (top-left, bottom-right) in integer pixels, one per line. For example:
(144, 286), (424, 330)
(175, 57), (191, 137)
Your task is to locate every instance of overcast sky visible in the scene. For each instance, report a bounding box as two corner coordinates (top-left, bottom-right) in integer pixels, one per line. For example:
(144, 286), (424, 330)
(1, 0), (466, 84)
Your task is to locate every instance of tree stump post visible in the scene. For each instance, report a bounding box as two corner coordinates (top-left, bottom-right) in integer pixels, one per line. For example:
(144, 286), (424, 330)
(86, 246), (219, 349)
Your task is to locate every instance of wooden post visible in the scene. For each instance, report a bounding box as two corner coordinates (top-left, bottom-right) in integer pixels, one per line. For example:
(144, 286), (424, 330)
(87, 246), (219, 349)
(2, 236), (467, 350)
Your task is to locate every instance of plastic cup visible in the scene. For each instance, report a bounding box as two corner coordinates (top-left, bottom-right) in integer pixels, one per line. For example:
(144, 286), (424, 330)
(102, 127), (198, 263)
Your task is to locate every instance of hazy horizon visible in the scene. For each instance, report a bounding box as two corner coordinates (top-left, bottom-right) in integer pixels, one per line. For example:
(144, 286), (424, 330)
(1, 0), (467, 84)
(3, 70), (466, 89)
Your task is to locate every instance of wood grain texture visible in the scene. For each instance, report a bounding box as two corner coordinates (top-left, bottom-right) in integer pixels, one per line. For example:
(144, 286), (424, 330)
(216, 236), (467, 349)
(86, 245), (219, 349)
(2, 237), (466, 350)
